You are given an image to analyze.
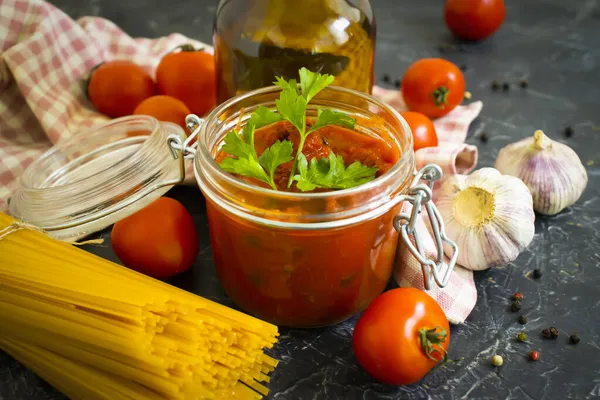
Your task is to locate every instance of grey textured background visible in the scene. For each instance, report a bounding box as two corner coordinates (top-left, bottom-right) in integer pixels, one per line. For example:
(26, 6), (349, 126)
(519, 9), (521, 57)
(1, 0), (600, 399)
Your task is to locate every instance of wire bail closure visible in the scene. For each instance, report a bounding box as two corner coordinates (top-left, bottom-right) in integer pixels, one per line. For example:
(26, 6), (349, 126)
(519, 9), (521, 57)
(167, 114), (204, 162)
(393, 164), (459, 290)
(166, 114), (205, 183)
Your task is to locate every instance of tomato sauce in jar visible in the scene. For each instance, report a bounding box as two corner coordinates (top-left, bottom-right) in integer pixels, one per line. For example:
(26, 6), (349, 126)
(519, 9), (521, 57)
(194, 85), (415, 327)
(215, 118), (399, 191)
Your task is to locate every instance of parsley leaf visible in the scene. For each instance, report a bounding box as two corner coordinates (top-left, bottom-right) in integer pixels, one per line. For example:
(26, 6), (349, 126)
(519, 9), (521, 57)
(221, 129), (254, 159)
(299, 67), (335, 102)
(219, 124), (291, 190)
(293, 153), (378, 191)
(274, 77), (299, 95)
(258, 140), (293, 184)
(249, 106), (284, 129)
(274, 77), (307, 134)
(307, 108), (356, 134)
(220, 156), (270, 185)
(293, 155), (328, 192)
(244, 106), (283, 145)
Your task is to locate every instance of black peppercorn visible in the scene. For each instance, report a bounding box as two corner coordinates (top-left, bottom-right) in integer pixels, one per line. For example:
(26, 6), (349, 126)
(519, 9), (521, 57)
(480, 132), (489, 143)
(383, 74), (391, 84)
(520, 79), (529, 88)
(565, 126), (574, 138)
(532, 269), (542, 279)
(491, 81), (501, 91)
(569, 333), (580, 344)
(511, 300), (522, 312)
(542, 327), (559, 339)
(394, 79), (401, 89)
(518, 315), (528, 325)
(438, 43), (457, 53)
(502, 82), (510, 91)
(460, 64), (467, 71)
(542, 328), (551, 338)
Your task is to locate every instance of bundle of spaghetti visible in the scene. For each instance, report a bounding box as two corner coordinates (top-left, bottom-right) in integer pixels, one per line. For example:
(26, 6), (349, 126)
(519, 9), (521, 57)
(0, 212), (279, 400)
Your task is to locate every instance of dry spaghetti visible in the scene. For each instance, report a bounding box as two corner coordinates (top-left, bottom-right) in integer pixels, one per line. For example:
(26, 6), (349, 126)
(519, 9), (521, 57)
(0, 212), (279, 399)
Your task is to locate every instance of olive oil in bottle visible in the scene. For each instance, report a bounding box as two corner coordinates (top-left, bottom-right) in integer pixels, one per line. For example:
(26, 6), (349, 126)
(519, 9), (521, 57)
(213, 0), (376, 103)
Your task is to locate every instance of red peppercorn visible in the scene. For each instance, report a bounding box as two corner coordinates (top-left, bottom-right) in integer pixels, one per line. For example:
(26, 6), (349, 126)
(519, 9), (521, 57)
(512, 293), (524, 301)
(529, 350), (540, 361)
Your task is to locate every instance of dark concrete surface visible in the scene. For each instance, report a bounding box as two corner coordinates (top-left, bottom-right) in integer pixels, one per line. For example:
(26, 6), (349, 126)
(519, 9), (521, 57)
(1, 0), (600, 399)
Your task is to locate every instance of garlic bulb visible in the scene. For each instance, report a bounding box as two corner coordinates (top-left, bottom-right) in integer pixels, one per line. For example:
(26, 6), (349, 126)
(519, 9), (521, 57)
(436, 168), (535, 271)
(495, 130), (588, 216)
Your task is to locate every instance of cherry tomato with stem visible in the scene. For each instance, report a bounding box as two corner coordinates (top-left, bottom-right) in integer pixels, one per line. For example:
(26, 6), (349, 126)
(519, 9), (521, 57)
(156, 45), (216, 117)
(401, 58), (465, 119)
(352, 288), (450, 385)
(111, 197), (199, 279)
(400, 111), (438, 151)
(444, 0), (506, 42)
(87, 60), (156, 118)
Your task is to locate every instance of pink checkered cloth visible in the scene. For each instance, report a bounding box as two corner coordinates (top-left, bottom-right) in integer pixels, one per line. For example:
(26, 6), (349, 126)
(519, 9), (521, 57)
(0, 0), (209, 210)
(373, 88), (481, 323)
(395, 203), (478, 324)
(0, 0), (481, 323)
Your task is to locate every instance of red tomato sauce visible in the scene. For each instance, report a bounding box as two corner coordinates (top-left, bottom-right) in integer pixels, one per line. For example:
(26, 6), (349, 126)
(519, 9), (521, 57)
(210, 118), (404, 327)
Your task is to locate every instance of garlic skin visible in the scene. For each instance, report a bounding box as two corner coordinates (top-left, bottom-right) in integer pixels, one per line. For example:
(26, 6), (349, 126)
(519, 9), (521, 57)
(436, 168), (535, 271)
(495, 130), (588, 216)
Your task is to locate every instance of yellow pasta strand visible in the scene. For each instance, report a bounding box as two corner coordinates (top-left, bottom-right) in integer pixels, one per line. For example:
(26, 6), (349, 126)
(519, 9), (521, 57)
(0, 213), (279, 400)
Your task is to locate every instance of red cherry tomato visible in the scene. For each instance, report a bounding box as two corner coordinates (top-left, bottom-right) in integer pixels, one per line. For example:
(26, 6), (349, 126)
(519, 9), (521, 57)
(156, 45), (216, 117)
(444, 0), (506, 42)
(352, 288), (450, 385)
(133, 95), (191, 130)
(400, 111), (438, 151)
(87, 60), (156, 118)
(111, 197), (199, 279)
(401, 58), (465, 119)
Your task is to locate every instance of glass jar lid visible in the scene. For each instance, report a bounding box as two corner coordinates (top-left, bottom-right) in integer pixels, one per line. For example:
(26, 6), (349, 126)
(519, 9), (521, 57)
(9, 116), (188, 242)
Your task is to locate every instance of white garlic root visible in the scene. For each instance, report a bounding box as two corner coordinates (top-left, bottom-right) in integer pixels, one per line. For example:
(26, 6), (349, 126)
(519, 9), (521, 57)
(436, 168), (535, 271)
(495, 130), (588, 216)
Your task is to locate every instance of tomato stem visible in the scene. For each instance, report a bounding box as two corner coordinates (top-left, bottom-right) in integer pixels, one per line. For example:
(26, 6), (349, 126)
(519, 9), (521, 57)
(171, 44), (205, 53)
(432, 86), (450, 108)
(84, 62), (104, 100)
(418, 326), (449, 365)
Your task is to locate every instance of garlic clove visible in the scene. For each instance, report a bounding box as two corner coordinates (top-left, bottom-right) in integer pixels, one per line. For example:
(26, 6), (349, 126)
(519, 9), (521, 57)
(494, 130), (588, 216)
(436, 168), (535, 271)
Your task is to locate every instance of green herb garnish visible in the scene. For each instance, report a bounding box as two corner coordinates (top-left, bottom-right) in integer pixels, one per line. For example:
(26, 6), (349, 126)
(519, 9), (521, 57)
(293, 153), (378, 192)
(218, 68), (377, 192)
(274, 68), (356, 187)
(219, 118), (292, 190)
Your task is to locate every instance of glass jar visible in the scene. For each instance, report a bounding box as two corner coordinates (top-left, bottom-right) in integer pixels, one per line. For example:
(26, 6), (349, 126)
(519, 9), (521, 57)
(213, 0), (376, 103)
(8, 90), (455, 329)
(194, 85), (415, 328)
(8, 116), (187, 242)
